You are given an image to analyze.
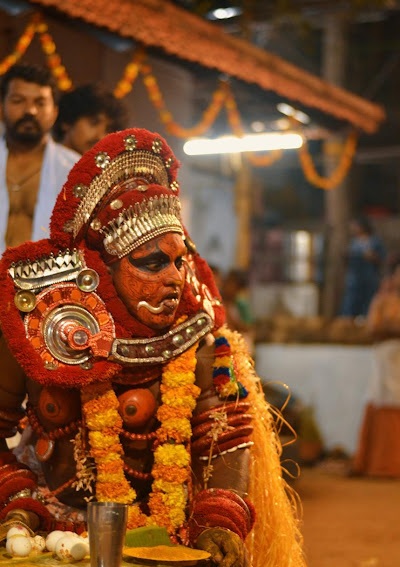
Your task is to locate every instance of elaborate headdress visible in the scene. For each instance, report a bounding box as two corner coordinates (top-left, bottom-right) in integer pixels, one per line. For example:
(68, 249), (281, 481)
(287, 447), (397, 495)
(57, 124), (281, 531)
(50, 128), (183, 263)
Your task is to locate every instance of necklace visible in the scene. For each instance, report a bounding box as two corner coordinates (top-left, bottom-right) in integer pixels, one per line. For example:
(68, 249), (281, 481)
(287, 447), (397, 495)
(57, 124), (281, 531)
(80, 337), (200, 539)
(6, 166), (41, 192)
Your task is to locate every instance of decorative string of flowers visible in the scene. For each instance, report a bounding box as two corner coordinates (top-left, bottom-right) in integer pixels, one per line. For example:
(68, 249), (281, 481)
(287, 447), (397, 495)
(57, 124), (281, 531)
(212, 333), (248, 399)
(141, 62), (230, 138)
(149, 341), (200, 535)
(224, 87), (284, 168)
(0, 12), (358, 187)
(299, 129), (358, 190)
(0, 14), (38, 75)
(114, 47), (146, 99)
(35, 17), (72, 91)
(81, 338), (200, 538)
(81, 382), (137, 504)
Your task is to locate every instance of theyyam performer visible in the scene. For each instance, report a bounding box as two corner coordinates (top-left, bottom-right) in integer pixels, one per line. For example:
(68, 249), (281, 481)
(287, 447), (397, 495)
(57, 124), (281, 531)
(0, 128), (306, 566)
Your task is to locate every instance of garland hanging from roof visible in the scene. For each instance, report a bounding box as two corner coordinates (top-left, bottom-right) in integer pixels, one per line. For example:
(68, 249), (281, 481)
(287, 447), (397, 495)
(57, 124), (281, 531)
(0, 11), (358, 189)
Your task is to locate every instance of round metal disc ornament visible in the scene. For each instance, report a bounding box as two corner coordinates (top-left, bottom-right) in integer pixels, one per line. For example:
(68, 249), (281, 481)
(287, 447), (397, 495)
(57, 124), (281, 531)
(76, 268), (100, 292)
(14, 290), (37, 312)
(43, 305), (100, 365)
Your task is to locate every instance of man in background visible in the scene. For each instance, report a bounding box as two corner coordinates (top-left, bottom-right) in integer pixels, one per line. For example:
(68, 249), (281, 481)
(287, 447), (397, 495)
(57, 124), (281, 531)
(0, 63), (80, 253)
(0, 64), (79, 253)
(53, 83), (127, 155)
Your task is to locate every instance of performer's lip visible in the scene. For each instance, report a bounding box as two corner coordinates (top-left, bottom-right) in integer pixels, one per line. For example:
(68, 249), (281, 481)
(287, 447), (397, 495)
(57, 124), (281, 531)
(162, 297), (179, 313)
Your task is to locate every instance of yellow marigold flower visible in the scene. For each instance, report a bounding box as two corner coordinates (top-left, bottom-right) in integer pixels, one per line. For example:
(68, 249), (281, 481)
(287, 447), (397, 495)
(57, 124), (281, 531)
(152, 478), (182, 494)
(86, 408), (122, 430)
(162, 370), (193, 387)
(161, 395), (197, 411)
(90, 443), (123, 460)
(96, 480), (136, 501)
(97, 472), (126, 485)
(168, 507), (185, 528)
(157, 418), (192, 443)
(162, 345), (196, 385)
(154, 444), (190, 467)
(89, 431), (119, 449)
(161, 485), (186, 513)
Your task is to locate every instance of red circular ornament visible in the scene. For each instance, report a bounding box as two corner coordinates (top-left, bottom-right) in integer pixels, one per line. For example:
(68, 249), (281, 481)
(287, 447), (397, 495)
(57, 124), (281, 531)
(118, 388), (157, 429)
(38, 387), (81, 426)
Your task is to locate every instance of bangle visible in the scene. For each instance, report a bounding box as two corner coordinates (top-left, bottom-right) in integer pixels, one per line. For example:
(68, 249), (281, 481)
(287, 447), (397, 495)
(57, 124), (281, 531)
(8, 488), (32, 501)
(0, 467), (38, 506)
(188, 488), (255, 544)
(0, 497), (52, 531)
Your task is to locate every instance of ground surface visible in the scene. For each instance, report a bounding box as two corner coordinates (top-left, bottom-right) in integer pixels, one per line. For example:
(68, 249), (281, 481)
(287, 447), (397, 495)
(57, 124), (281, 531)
(297, 464), (400, 567)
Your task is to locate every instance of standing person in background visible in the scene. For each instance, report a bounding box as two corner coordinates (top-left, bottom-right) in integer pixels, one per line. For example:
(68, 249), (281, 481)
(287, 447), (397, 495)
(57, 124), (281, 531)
(53, 83), (127, 155)
(340, 215), (386, 318)
(0, 63), (80, 253)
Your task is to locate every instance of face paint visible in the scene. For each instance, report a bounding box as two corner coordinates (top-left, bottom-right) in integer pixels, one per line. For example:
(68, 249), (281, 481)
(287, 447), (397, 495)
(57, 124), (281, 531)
(110, 233), (187, 330)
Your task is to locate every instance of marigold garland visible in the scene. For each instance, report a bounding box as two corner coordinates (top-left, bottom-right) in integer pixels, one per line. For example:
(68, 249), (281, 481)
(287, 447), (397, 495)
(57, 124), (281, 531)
(0, 15), (38, 75)
(114, 47), (146, 99)
(81, 383), (136, 505)
(299, 129), (358, 190)
(0, 12), (357, 183)
(224, 89), (284, 167)
(149, 342), (200, 533)
(141, 62), (230, 138)
(81, 339), (200, 537)
(36, 18), (72, 91)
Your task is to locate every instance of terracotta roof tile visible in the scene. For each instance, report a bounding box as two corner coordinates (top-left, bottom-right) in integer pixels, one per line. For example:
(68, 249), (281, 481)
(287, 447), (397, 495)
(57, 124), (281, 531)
(30, 0), (385, 133)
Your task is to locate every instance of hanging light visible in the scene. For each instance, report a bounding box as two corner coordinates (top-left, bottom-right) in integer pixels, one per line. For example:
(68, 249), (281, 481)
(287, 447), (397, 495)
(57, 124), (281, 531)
(183, 132), (303, 155)
(205, 1), (242, 20)
(207, 6), (242, 20)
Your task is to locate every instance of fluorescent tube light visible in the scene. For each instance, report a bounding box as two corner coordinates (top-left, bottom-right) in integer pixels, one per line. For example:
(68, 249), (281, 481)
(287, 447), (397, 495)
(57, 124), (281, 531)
(183, 133), (303, 155)
(277, 103), (310, 125)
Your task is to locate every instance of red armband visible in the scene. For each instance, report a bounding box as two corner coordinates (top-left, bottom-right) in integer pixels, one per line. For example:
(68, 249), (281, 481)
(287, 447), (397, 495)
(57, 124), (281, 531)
(188, 488), (256, 544)
(0, 497), (52, 531)
(0, 464), (37, 504)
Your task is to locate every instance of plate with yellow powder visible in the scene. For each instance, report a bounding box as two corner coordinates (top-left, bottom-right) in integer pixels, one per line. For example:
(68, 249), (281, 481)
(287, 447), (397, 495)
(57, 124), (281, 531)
(123, 544), (210, 565)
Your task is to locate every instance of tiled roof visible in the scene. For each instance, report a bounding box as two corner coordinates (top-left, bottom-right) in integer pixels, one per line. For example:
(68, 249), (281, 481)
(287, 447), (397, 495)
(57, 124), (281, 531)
(30, 0), (385, 133)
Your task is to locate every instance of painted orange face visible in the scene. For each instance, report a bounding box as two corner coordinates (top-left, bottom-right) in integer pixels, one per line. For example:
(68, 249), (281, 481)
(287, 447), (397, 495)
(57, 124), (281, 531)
(110, 233), (187, 330)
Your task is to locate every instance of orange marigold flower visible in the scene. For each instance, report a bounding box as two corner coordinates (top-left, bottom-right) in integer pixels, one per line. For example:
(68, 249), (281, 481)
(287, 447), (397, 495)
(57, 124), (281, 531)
(157, 405), (192, 421)
(127, 505), (146, 529)
(152, 464), (189, 483)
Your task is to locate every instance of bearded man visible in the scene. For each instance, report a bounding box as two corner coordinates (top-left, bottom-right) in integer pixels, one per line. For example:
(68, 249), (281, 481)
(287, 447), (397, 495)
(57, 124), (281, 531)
(0, 128), (306, 567)
(0, 63), (79, 253)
